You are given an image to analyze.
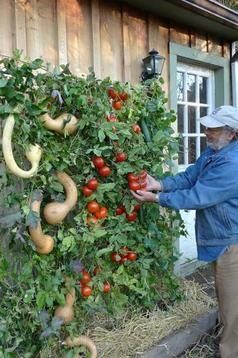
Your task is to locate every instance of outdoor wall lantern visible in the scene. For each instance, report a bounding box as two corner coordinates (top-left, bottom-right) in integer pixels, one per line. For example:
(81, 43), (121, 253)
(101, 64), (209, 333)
(141, 49), (165, 81)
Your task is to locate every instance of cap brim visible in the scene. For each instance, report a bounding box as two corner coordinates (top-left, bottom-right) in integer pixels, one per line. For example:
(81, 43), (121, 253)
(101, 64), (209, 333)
(200, 115), (224, 128)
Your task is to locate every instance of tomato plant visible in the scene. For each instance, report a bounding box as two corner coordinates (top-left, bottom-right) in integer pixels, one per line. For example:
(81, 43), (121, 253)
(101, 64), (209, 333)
(0, 54), (184, 356)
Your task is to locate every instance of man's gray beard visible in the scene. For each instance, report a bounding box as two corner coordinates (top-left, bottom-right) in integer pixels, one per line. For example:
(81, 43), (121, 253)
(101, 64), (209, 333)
(207, 137), (230, 150)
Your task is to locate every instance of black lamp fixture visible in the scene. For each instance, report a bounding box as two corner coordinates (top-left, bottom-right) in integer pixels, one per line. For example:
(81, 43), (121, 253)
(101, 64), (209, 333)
(141, 49), (165, 81)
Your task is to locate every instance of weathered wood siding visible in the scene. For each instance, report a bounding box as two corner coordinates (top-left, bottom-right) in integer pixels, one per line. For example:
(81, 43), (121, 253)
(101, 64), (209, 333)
(0, 0), (231, 86)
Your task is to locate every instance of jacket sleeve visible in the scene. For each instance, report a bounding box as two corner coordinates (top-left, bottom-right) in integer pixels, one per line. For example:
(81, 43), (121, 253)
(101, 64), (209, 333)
(159, 159), (238, 210)
(161, 162), (199, 192)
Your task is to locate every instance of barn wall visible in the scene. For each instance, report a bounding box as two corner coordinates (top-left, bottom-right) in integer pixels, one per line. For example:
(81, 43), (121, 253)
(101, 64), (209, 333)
(0, 0), (230, 87)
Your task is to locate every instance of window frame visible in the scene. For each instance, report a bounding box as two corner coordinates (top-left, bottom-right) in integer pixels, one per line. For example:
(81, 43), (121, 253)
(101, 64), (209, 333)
(177, 63), (215, 166)
(169, 42), (230, 117)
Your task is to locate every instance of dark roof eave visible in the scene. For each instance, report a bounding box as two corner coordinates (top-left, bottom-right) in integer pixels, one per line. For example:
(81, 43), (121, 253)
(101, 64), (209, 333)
(118, 0), (238, 42)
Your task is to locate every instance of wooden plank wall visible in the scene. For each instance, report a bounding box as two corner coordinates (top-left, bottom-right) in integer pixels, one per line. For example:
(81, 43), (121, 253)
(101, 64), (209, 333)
(0, 0), (231, 87)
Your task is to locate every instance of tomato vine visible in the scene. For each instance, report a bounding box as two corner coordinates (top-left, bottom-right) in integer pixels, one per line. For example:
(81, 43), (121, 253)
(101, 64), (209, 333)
(0, 53), (185, 356)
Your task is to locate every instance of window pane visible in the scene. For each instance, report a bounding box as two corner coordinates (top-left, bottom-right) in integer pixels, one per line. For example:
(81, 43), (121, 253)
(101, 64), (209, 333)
(188, 106), (196, 133)
(200, 137), (207, 153)
(177, 72), (184, 101)
(177, 104), (184, 132)
(200, 107), (208, 133)
(188, 137), (196, 164)
(178, 136), (184, 165)
(199, 76), (208, 104)
(187, 74), (196, 102)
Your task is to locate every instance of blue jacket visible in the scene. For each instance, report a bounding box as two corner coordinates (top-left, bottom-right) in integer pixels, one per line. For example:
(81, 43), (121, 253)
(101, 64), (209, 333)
(159, 140), (238, 246)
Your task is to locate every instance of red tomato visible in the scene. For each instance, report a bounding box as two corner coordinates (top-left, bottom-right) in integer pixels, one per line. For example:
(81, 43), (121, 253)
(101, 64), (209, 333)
(127, 173), (139, 182)
(86, 216), (98, 225)
(95, 207), (108, 219)
(112, 100), (122, 110)
(103, 282), (111, 293)
(127, 252), (138, 261)
(111, 252), (121, 263)
(129, 181), (141, 191)
(87, 178), (98, 191)
(82, 186), (93, 197)
(115, 152), (127, 162)
(140, 180), (147, 189)
(81, 285), (92, 298)
(134, 204), (141, 212)
(139, 170), (147, 180)
(87, 201), (100, 214)
(92, 156), (105, 169)
(80, 271), (91, 285)
(107, 87), (118, 99)
(98, 166), (111, 177)
(107, 113), (118, 122)
(126, 211), (138, 222)
(132, 124), (141, 134)
(119, 92), (128, 101)
(115, 206), (126, 215)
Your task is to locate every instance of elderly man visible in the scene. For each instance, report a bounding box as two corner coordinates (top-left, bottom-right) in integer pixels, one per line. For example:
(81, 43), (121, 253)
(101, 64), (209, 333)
(131, 105), (238, 358)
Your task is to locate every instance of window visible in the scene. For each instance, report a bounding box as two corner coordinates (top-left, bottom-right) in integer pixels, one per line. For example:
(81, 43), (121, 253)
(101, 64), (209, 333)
(177, 63), (214, 166)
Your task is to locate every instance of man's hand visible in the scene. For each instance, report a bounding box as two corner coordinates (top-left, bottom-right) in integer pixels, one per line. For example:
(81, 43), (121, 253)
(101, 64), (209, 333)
(130, 190), (157, 203)
(145, 174), (162, 192)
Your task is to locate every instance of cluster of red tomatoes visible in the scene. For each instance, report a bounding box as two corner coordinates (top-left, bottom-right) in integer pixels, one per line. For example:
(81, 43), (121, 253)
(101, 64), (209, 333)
(115, 202), (141, 222)
(86, 200), (108, 222)
(79, 269), (111, 298)
(127, 170), (147, 191)
(82, 178), (98, 197)
(107, 86), (129, 111)
(92, 155), (111, 177)
(111, 246), (138, 265)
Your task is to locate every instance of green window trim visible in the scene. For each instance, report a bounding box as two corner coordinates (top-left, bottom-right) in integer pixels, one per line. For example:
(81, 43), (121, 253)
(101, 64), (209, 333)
(169, 42), (230, 111)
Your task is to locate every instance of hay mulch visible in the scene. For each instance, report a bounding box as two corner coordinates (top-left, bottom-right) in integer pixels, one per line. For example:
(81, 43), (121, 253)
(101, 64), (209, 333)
(89, 280), (217, 358)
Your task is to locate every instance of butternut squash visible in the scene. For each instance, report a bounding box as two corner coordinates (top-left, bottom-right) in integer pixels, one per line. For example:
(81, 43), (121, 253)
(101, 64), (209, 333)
(63, 335), (97, 358)
(28, 191), (54, 254)
(2, 115), (42, 178)
(40, 113), (78, 135)
(54, 287), (75, 324)
(43, 172), (78, 225)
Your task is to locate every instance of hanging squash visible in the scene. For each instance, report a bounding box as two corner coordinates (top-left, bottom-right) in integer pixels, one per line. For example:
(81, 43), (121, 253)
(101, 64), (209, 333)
(44, 172), (78, 225)
(40, 113), (78, 135)
(2, 115), (42, 178)
(28, 191), (54, 254)
(63, 335), (97, 358)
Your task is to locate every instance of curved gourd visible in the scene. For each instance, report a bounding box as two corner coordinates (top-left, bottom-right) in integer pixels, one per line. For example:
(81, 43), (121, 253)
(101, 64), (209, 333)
(54, 287), (75, 324)
(28, 191), (54, 254)
(2, 115), (42, 178)
(63, 335), (97, 358)
(40, 113), (78, 135)
(43, 172), (78, 225)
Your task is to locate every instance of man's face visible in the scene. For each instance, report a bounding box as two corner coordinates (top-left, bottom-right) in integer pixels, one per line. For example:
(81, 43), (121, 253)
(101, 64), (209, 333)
(204, 127), (234, 150)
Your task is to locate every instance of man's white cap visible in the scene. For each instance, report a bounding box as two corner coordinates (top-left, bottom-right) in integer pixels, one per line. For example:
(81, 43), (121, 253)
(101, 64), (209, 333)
(200, 105), (238, 129)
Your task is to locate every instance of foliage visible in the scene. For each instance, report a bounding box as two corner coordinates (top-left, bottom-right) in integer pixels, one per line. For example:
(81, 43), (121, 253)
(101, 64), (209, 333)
(0, 53), (185, 356)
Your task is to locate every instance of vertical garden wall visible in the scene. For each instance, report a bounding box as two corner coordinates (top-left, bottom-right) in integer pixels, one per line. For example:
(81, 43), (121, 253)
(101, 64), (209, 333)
(0, 54), (184, 356)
